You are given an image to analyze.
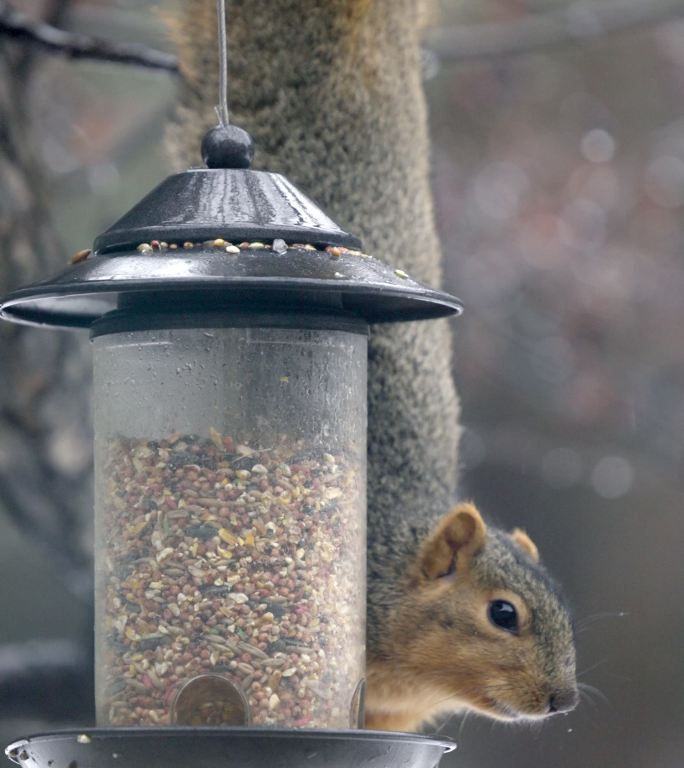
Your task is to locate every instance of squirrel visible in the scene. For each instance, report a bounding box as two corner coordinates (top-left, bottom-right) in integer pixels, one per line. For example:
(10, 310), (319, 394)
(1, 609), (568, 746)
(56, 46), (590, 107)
(365, 501), (578, 730)
(167, 0), (577, 732)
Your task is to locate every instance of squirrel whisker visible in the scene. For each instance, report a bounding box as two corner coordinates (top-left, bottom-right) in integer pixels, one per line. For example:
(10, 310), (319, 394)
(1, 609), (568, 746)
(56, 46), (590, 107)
(575, 611), (630, 633)
(577, 687), (599, 712)
(577, 681), (610, 706)
(576, 658), (609, 679)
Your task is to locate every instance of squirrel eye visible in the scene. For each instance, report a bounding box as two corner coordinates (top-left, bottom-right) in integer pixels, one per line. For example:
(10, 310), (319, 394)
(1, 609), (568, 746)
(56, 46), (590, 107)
(488, 600), (518, 633)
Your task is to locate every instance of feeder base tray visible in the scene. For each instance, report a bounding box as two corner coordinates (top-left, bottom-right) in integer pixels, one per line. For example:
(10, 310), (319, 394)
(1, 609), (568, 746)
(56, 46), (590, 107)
(6, 728), (455, 768)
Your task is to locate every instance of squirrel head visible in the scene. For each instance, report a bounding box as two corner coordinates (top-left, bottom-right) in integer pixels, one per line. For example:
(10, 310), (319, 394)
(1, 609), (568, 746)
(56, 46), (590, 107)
(401, 502), (578, 722)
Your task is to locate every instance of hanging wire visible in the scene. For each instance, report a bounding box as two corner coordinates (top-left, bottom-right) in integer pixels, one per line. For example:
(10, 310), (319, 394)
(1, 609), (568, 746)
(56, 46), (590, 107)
(215, 0), (230, 127)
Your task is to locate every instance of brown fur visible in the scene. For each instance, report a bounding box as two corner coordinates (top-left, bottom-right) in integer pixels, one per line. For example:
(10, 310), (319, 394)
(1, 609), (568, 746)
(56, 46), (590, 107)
(366, 503), (577, 730)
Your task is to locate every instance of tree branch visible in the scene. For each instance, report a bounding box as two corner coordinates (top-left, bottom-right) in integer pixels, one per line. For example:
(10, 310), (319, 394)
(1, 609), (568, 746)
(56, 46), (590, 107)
(13, 0), (71, 77)
(0, 1), (178, 73)
(427, 0), (684, 63)
(2, 0), (683, 75)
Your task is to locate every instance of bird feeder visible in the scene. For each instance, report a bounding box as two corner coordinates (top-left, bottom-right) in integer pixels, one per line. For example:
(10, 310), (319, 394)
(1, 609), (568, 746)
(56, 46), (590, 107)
(1, 119), (460, 768)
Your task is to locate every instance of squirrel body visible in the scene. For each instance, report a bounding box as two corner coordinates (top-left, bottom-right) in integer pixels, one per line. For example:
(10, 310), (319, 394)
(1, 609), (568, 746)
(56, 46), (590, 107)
(168, 1), (577, 733)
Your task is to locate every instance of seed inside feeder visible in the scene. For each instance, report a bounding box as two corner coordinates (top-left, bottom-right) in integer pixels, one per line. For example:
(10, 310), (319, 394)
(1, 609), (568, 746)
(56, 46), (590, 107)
(97, 431), (364, 728)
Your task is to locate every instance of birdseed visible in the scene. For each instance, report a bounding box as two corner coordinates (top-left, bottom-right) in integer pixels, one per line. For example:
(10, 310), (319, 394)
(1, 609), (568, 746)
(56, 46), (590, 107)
(97, 431), (365, 728)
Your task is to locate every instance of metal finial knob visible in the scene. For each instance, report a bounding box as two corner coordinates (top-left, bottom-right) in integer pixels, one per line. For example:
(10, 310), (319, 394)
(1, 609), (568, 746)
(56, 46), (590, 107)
(202, 125), (254, 169)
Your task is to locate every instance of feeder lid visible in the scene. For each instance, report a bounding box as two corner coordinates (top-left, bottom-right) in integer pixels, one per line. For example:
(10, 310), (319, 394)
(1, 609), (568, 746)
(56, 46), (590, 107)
(1, 139), (463, 328)
(93, 168), (362, 255)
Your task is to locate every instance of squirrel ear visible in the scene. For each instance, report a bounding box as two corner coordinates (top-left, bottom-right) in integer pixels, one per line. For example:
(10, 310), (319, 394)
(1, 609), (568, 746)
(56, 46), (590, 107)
(418, 502), (487, 580)
(510, 528), (540, 562)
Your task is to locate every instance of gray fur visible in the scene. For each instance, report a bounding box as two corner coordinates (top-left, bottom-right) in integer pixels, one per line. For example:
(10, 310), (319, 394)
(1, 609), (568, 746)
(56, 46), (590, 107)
(474, 530), (576, 682)
(168, 0), (461, 659)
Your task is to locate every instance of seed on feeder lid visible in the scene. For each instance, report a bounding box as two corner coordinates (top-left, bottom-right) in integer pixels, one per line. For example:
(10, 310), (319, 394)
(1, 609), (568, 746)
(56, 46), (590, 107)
(333, 272), (344, 279)
(70, 248), (91, 265)
(183, 242), (194, 249)
(248, 242), (266, 249)
(77, 735), (91, 745)
(273, 239), (287, 253)
(169, 243), (178, 249)
(150, 240), (161, 250)
(212, 238), (226, 247)
(395, 269), (409, 279)
(326, 246), (344, 259)
(137, 243), (153, 253)
(225, 245), (240, 253)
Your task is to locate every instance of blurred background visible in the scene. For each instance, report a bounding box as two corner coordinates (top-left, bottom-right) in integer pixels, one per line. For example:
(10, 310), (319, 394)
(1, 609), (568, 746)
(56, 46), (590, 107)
(1, 1), (683, 766)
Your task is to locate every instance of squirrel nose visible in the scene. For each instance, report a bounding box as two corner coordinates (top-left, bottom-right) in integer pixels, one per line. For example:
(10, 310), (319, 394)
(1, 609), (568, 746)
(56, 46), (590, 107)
(548, 688), (579, 714)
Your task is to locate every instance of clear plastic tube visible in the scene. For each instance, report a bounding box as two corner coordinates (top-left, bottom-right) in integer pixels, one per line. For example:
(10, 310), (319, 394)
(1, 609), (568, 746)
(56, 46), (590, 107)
(93, 323), (367, 728)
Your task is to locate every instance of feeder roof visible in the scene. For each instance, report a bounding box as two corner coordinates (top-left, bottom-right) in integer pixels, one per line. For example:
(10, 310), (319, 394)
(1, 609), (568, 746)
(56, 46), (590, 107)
(0, 168), (463, 329)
